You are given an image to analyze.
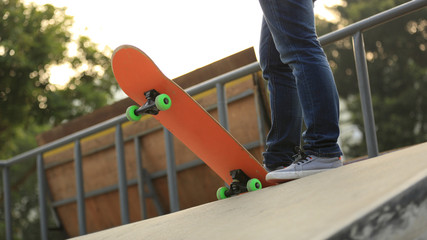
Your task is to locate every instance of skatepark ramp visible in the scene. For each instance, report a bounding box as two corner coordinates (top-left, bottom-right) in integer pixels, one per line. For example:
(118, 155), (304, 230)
(1, 1), (426, 239)
(72, 142), (427, 240)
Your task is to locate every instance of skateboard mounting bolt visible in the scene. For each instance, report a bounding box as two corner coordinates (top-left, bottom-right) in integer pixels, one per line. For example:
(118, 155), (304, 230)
(144, 89), (160, 100)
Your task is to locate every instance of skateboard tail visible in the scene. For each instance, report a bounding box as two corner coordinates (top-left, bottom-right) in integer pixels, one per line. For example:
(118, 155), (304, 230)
(112, 45), (169, 106)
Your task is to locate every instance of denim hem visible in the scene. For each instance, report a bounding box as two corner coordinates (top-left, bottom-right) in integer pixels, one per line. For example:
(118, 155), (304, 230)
(304, 150), (343, 158)
(263, 152), (294, 168)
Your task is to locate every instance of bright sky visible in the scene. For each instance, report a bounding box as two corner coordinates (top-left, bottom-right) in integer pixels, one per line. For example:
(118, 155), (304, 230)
(27, 0), (341, 87)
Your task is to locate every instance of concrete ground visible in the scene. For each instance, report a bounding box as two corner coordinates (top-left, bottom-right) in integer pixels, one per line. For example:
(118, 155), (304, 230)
(72, 142), (427, 240)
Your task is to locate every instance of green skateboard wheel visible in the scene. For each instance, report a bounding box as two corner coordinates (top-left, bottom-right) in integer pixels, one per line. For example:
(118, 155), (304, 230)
(246, 178), (262, 192)
(155, 94), (172, 111)
(216, 186), (229, 200)
(126, 105), (142, 121)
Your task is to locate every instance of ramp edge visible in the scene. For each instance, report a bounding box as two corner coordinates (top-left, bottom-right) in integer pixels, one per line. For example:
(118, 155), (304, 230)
(329, 173), (427, 240)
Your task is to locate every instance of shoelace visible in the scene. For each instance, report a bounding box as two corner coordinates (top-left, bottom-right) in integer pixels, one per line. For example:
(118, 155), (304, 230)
(292, 147), (313, 165)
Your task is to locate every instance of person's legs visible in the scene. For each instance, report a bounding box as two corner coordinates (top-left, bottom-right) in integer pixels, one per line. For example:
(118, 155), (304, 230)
(259, 0), (342, 158)
(259, 18), (303, 171)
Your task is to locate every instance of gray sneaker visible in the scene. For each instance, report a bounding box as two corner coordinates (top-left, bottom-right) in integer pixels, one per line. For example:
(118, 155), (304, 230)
(266, 150), (342, 183)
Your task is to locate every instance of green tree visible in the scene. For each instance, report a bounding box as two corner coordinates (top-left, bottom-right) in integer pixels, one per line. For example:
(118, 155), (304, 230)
(0, 0), (117, 238)
(0, 1), (117, 158)
(317, 0), (427, 157)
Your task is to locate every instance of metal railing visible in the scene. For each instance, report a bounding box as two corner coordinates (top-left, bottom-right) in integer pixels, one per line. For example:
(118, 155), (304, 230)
(1, 0), (426, 239)
(318, 0), (427, 158)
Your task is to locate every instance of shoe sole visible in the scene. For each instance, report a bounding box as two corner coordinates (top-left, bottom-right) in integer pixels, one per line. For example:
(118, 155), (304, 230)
(266, 169), (326, 183)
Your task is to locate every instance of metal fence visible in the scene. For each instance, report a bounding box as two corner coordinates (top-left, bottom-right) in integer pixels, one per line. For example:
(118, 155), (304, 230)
(1, 0), (426, 239)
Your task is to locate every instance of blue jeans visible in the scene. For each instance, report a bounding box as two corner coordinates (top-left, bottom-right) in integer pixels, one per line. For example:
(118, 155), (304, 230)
(259, 0), (342, 169)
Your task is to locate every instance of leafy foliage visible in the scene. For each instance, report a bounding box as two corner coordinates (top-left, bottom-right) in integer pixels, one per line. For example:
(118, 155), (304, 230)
(0, 0), (117, 159)
(0, 0), (117, 238)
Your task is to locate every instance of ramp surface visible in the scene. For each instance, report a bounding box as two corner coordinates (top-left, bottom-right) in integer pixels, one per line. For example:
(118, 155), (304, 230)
(72, 143), (427, 240)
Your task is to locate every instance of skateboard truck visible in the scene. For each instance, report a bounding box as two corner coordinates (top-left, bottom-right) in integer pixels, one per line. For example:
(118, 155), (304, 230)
(126, 89), (172, 121)
(216, 169), (262, 200)
(136, 90), (163, 115)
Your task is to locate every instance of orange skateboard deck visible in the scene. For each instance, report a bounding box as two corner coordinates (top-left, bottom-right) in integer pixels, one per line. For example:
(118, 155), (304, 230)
(112, 45), (274, 198)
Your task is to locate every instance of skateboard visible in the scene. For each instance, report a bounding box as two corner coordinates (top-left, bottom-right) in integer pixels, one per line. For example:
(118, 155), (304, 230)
(111, 45), (275, 199)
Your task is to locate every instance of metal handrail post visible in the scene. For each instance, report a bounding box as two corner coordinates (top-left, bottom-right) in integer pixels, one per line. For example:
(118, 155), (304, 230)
(216, 83), (229, 130)
(2, 166), (12, 240)
(352, 31), (380, 158)
(37, 154), (48, 240)
(164, 128), (179, 212)
(74, 139), (87, 234)
(134, 137), (147, 219)
(115, 124), (130, 224)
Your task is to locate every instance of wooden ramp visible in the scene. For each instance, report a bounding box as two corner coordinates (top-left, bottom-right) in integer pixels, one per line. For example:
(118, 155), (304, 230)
(71, 142), (427, 240)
